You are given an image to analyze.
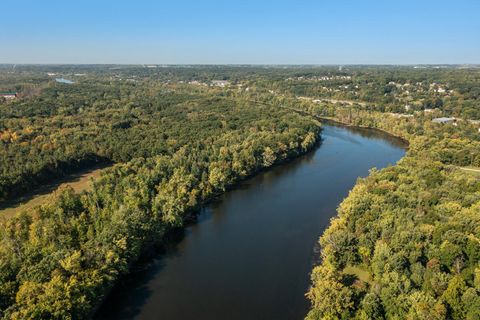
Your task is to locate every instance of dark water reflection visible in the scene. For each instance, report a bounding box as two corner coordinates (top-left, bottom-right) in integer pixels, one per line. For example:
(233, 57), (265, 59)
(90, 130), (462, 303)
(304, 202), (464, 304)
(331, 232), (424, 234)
(96, 124), (406, 320)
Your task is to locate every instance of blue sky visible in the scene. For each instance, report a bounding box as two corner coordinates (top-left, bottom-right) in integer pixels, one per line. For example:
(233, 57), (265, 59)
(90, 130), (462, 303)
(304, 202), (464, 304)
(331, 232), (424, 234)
(1, 0), (479, 64)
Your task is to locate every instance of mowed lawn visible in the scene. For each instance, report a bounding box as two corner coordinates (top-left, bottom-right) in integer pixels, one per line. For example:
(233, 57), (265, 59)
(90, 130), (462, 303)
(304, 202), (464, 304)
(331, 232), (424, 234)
(0, 166), (107, 220)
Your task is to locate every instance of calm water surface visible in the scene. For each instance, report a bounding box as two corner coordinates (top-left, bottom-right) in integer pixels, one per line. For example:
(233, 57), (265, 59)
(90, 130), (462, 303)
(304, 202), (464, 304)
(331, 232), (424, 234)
(96, 124), (406, 320)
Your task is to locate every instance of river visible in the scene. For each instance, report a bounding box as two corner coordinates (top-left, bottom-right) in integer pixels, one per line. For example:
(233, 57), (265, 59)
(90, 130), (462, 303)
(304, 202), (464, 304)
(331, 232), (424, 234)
(95, 123), (406, 320)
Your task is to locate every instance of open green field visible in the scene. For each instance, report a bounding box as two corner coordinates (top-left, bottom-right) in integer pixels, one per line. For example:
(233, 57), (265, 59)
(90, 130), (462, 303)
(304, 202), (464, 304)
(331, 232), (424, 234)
(343, 265), (372, 284)
(0, 166), (106, 220)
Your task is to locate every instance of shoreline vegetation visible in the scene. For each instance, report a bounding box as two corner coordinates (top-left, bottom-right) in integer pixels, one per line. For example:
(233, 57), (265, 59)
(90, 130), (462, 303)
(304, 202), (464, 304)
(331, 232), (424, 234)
(296, 103), (480, 319)
(91, 131), (323, 317)
(4, 129), (321, 319)
(317, 117), (410, 146)
(0, 86), (321, 318)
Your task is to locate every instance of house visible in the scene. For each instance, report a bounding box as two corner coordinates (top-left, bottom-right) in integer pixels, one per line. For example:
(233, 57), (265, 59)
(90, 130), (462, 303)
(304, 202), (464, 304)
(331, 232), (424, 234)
(0, 92), (17, 99)
(211, 80), (230, 87)
(432, 117), (456, 124)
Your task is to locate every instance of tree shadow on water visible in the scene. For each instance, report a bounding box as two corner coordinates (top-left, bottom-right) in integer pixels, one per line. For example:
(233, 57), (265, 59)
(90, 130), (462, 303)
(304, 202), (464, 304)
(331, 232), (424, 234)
(93, 206), (218, 320)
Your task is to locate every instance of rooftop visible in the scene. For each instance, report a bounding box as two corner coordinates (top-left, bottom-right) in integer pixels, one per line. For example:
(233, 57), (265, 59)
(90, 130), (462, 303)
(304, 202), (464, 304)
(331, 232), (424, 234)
(432, 117), (456, 123)
(55, 78), (74, 84)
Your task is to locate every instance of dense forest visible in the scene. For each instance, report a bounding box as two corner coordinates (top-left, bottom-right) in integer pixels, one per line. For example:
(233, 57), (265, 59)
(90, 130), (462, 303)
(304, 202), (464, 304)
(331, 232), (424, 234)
(0, 67), (320, 318)
(0, 65), (479, 319)
(298, 103), (480, 319)
(0, 80), (240, 200)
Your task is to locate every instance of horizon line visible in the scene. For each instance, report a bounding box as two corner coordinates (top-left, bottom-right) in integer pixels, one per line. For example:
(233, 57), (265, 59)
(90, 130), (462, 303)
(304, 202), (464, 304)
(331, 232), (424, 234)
(1, 63), (480, 67)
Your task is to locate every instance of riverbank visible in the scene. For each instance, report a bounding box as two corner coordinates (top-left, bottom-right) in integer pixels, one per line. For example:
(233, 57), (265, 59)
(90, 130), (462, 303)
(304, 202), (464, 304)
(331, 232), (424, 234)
(95, 123), (406, 320)
(277, 105), (410, 146)
(317, 116), (410, 146)
(0, 103), (325, 319)
(306, 111), (480, 318)
(90, 129), (323, 318)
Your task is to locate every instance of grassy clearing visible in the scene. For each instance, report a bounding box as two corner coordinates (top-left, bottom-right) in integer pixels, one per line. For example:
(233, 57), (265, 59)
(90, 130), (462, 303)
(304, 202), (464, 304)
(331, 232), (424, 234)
(457, 166), (480, 176)
(343, 265), (372, 284)
(0, 166), (107, 220)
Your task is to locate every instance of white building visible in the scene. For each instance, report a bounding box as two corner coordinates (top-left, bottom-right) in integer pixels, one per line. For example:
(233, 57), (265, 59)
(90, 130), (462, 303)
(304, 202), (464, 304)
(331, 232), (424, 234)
(0, 92), (17, 99)
(212, 80), (230, 87)
(432, 117), (456, 124)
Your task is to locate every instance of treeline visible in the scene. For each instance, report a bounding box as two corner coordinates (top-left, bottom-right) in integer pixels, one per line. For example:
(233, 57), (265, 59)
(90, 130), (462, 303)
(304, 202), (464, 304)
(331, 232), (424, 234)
(0, 105), (320, 318)
(303, 104), (480, 319)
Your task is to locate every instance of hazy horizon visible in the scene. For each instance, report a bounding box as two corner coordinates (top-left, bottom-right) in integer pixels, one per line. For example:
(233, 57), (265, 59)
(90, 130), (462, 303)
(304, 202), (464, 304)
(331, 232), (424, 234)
(1, 63), (480, 66)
